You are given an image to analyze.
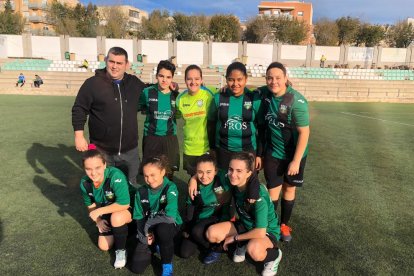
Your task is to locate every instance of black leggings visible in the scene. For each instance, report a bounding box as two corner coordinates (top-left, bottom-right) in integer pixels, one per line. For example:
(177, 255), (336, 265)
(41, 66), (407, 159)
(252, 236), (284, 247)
(130, 223), (178, 274)
(180, 216), (218, 258)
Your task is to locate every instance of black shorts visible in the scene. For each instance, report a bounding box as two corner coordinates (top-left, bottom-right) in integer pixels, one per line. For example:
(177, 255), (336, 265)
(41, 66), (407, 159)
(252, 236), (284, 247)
(142, 135), (180, 171)
(233, 221), (278, 248)
(183, 154), (200, 176)
(97, 208), (133, 236)
(216, 147), (256, 171)
(98, 214), (113, 236)
(264, 152), (307, 189)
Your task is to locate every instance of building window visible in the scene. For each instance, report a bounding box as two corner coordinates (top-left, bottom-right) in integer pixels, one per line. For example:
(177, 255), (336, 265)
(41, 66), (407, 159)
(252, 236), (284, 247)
(264, 10), (271, 16)
(297, 11), (304, 16)
(129, 10), (140, 18)
(273, 10), (280, 15)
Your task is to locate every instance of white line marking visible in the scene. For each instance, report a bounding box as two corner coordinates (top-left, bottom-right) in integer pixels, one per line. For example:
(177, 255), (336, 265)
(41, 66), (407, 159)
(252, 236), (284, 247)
(341, 112), (414, 127)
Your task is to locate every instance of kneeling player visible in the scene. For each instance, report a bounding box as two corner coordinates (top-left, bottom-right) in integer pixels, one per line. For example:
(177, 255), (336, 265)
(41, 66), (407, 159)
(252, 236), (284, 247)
(205, 152), (282, 276)
(80, 147), (132, 269)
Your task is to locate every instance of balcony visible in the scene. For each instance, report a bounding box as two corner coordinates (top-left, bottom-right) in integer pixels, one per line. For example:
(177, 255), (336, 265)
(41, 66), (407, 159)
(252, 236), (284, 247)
(28, 3), (49, 10)
(28, 15), (48, 23)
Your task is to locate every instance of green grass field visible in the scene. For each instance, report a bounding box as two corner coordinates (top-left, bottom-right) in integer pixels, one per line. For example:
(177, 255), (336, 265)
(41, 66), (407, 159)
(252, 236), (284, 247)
(0, 95), (413, 275)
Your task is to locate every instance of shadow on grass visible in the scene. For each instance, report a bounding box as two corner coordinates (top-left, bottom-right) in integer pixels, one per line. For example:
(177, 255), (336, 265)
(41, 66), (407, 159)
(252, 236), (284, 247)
(27, 143), (97, 245)
(0, 220), (2, 245)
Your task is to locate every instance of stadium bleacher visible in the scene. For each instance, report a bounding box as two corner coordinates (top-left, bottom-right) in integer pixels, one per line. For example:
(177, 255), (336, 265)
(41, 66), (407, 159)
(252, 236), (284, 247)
(1, 59), (413, 101)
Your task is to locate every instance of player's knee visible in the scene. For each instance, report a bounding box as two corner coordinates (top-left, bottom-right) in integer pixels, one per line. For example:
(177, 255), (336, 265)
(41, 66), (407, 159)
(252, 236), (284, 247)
(205, 226), (218, 242)
(110, 211), (129, 227)
(247, 241), (265, 261)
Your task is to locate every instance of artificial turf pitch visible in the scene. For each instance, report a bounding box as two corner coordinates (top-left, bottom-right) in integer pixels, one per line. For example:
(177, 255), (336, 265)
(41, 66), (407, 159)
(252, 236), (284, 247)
(0, 95), (413, 275)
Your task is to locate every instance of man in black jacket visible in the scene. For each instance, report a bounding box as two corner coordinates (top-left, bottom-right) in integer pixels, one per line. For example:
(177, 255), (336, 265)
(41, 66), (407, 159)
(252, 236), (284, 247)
(72, 47), (146, 186)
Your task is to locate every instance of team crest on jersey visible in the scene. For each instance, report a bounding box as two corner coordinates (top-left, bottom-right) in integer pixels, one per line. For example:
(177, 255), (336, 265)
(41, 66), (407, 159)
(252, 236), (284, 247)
(243, 101), (252, 110)
(171, 100), (176, 106)
(105, 191), (114, 201)
(280, 104), (288, 114)
(160, 194), (167, 204)
(214, 186), (224, 194)
(197, 99), (203, 107)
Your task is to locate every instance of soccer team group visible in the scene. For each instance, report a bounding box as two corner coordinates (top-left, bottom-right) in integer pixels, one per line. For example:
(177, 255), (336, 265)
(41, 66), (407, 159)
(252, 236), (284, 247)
(71, 47), (310, 276)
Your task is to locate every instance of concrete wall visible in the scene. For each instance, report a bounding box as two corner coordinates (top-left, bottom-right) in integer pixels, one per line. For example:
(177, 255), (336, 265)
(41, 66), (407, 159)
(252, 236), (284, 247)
(380, 48), (407, 64)
(2, 34), (414, 68)
(3, 35), (24, 57)
(211, 42), (238, 65)
(69, 37), (98, 61)
(141, 40), (169, 64)
(31, 36), (61, 60)
(0, 36), (8, 58)
(246, 43), (273, 66)
(347, 47), (374, 67)
(280, 45), (307, 67)
(313, 46), (340, 67)
(105, 38), (134, 63)
(176, 41), (204, 65)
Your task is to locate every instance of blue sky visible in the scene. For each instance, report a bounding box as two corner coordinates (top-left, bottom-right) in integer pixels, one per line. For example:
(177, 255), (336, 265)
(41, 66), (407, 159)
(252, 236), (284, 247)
(90, 0), (414, 24)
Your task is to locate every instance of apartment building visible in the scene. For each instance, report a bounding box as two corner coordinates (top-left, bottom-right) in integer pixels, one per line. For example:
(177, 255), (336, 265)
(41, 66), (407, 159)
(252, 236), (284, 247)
(258, 1), (313, 25)
(0, 0), (79, 34)
(258, 1), (314, 43)
(97, 5), (148, 33)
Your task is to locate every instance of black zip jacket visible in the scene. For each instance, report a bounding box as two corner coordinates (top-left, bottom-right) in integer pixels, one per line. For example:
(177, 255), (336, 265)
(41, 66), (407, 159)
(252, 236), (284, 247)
(72, 69), (146, 154)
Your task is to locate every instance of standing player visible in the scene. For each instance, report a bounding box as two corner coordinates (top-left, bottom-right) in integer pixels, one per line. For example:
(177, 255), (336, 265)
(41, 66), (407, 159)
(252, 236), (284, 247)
(72, 47), (146, 185)
(207, 62), (264, 171)
(259, 62), (310, 242)
(176, 65), (214, 176)
(79, 147), (132, 269)
(205, 152), (282, 276)
(131, 156), (182, 276)
(139, 60), (179, 178)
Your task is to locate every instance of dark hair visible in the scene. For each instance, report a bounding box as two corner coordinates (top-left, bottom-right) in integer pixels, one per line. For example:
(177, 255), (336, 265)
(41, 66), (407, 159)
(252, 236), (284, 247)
(229, 151), (255, 172)
(266, 61), (292, 87)
(185, 64), (203, 79)
(142, 155), (171, 175)
(107, 47), (128, 62)
(266, 62), (286, 75)
(196, 152), (217, 168)
(82, 149), (106, 166)
(157, 60), (176, 76)
(226, 62), (247, 78)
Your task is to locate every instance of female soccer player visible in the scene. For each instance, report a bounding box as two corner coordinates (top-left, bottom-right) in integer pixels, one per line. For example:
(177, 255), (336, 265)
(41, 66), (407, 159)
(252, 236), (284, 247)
(259, 62), (310, 242)
(176, 65), (214, 176)
(180, 153), (232, 264)
(130, 156), (182, 276)
(79, 146), (132, 269)
(139, 60), (180, 178)
(205, 152), (282, 276)
(207, 62), (264, 171)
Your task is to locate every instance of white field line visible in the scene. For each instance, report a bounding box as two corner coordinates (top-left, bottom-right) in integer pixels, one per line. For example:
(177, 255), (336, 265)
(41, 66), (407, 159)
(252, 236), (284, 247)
(340, 112), (414, 127)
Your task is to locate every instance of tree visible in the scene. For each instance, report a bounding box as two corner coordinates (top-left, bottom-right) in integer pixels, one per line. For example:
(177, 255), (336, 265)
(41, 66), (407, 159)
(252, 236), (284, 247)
(336, 16), (360, 45)
(386, 21), (414, 48)
(270, 16), (308, 44)
(97, 6), (129, 38)
(0, 0), (25, 34)
(48, 1), (99, 37)
(356, 24), (385, 47)
(76, 3), (99, 37)
(209, 14), (240, 42)
(314, 18), (339, 46)
(139, 10), (172, 40)
(244, 16), (272, 43)
(171, 13), (209, 41)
